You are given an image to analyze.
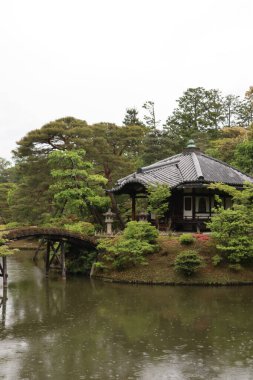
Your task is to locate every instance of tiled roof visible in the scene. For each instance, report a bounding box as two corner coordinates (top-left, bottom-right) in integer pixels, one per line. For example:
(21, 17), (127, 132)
(110, 149), (253, 194)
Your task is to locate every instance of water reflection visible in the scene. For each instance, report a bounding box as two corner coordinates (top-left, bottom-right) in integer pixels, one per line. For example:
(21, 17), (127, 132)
(1, 252), (253, 379)
(0, 287), (7, 328)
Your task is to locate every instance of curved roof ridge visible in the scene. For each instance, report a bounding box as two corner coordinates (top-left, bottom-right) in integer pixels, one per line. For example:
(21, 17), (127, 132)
(191, 152), (204, 180)
(199, 152), (253, 181)
(141, 158), (180, 173)
(141, 153), (182, 171)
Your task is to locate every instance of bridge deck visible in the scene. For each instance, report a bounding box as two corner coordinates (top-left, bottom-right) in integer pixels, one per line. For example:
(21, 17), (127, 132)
(4, 227), (97, 247)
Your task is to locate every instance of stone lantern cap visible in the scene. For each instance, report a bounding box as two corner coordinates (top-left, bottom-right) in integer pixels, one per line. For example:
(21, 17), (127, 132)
(103, 208), (115, 222)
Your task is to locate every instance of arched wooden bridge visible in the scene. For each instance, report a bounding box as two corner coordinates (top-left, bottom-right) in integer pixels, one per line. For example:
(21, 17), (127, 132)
(4, 227), (97, 248)
(0, 227), (98, 287)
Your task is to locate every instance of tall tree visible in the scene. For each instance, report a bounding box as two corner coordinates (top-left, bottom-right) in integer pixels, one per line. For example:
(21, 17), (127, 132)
(164, 87), (225, 144)
(142, 101), (161, 129)
(222, 94), (241, 127)
(122, 107), (143, 127)
(233, 140), (253, 176)
(205, 127), (248, 165)
(48, 149), (108, 224)
(8, 157), (53, 224)
(12, 117), (146, 226)
(10, 117), (88, 224)
(237, 87), (253, 127)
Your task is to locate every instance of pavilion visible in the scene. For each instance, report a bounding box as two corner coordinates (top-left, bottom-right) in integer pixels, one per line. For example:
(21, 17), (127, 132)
(110, 140), (253, 231)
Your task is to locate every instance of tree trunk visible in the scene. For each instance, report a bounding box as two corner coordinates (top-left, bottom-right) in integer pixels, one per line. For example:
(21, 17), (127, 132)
(108, 191), (125, 229)
(87, 203), (104, 226)
(103, 162), (125, 229)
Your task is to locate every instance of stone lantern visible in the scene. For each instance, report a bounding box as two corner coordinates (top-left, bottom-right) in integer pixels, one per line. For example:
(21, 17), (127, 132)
(103, 208), (115, 235)
(138, 211), (148, 222)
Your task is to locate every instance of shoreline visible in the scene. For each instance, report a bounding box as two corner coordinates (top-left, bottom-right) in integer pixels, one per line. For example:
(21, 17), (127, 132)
(94, 275), (253, 286)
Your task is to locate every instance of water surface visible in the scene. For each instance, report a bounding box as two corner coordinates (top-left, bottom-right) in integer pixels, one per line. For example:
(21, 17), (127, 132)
(1, 251), (253, 380)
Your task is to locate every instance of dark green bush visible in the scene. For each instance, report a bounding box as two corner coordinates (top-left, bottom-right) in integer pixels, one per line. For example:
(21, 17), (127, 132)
(174, 250), (203, 276)
(179, 233), (195, 245)
(97, 221), (158, 270)
(66, 248), (97, 274)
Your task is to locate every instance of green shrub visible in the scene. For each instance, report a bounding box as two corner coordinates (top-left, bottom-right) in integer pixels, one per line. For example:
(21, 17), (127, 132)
(6, 222), (23, 229)
(97, 221), (158, 270)
(174, 250), (203, 276)
(122, 221), (158, 242)
(212, 254), (222, 266)
(207, 183), (253, 264)
(228, 263), (242, 272)
(64, 221), (95, 236)
(179, 233), (195, 245)
(0, 238), (19, 256)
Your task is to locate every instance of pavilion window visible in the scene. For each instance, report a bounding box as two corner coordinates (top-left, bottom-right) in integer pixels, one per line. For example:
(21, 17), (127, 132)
(185, 197), (192, 211)
(198, 197), (207, 213)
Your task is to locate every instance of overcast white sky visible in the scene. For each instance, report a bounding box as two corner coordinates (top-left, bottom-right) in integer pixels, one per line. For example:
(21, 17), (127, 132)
(0, 0), (252, 160)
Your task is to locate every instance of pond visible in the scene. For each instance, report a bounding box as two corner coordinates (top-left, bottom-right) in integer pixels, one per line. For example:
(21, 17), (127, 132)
(1, 251), (253, 380)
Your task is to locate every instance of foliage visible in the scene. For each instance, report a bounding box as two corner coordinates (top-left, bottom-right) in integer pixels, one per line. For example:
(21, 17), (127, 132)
(12, 117), (146, 226)
(174, 250), (203, 276)
(179, 233), (196, 245)
(228, 263), (242, 272)
(205, 127), (247, 165)
(48, 149), (108, 223)
(142, 101), (160, 129)
(97, 221), (158, 270)
(5, 221), (23, 229)
(64, 221), (95, 236)
(164, 87), (225, 142)
(8, 158), (53, 225)
(0, 238), (19, 257)
(0, 158), (12, 183)
(234, 140), (253, 176)
(66, 247), (97, 274)
(122, 107), (144, 127)
(212, 254), (222, 266)
(147, 184), (171, 219)
(122, 221), (158, 242)
(207, 183), (253, 263)
(0, 183), (16, 223)
(236, 87), (253, 126)
(222, 94), (242, 127)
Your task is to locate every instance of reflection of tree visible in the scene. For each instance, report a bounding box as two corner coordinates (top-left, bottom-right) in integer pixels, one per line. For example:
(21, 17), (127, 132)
(3, 254), (253, 379)
(0, 287), (7, 328)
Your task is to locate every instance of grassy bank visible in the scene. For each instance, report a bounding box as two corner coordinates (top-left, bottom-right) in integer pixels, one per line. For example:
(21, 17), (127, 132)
(95, 235), (253, 285)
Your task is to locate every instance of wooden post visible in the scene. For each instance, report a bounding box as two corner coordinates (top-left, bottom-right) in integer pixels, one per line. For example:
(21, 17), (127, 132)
(192, 189), (196, 232)
(131, 194), (136, 221)
(2, 257), (8, 288)
(45, 240), (50, 277)
(209, 191), (212, 217)
(61, 241), (66, 280)
(192, 189), (196, 220)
